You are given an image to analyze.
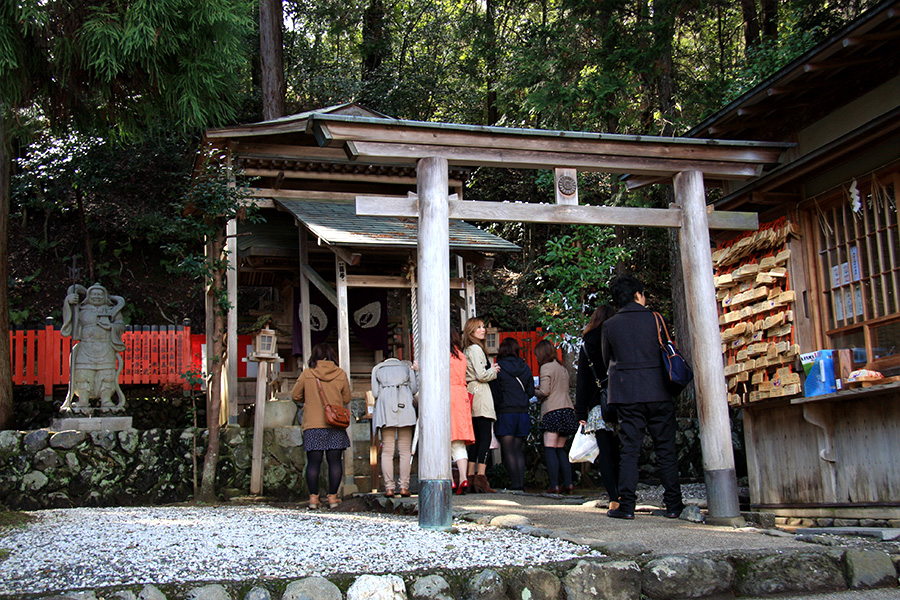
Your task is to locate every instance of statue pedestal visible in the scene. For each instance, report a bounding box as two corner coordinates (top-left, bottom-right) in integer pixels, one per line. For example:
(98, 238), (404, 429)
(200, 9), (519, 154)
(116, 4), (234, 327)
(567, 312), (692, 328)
(51, 416), (133, 432)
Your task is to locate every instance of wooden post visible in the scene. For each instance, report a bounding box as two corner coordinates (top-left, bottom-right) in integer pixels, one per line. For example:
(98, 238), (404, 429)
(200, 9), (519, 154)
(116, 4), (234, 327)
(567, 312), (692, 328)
(464, 263), (476, 320)
(226, 220), (239, 426)
(417, 156), (452, 529)
(456, 255), (467, 326)
(298, 229), (312, 369)
(674, 170), (743, 525)
(250, 359), (269, 495)
(335, 256), (357, 495)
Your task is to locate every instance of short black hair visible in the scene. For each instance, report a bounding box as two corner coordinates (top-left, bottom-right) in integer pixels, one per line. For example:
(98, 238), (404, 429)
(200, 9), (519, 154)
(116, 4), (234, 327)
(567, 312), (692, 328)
(610, 275), (644, 308)
(497, 337), (521, 360)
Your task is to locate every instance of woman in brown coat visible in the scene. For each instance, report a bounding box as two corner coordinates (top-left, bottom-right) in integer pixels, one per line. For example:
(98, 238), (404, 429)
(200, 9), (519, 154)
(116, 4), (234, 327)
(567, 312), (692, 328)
(292, 343), (351, 509)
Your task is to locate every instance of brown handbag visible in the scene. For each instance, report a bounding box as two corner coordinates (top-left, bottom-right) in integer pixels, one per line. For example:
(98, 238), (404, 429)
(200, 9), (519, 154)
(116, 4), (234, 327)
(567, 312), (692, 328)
(317, 378), (350, 428)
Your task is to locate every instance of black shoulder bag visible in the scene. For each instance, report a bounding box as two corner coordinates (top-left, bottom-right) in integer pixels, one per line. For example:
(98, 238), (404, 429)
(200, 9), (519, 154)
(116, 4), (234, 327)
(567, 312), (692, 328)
(583, 349), (617, 425)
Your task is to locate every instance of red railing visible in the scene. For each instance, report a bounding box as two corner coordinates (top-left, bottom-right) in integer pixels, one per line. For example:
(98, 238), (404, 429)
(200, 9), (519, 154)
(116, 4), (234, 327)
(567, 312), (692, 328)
(490, 328), (562, 376)
(10, 320), (196, 398)
(11, 321), (555, 397)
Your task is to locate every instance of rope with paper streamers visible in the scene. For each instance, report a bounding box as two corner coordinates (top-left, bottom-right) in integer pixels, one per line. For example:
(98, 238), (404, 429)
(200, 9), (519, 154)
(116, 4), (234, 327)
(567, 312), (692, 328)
(407, 263), (420, 362)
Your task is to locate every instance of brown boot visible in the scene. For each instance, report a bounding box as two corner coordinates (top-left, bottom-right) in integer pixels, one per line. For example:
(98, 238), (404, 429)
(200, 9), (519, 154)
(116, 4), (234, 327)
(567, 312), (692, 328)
(467, 475), (476, 493)
(327, 494), (341, 509)
(473, 474), (496, 494)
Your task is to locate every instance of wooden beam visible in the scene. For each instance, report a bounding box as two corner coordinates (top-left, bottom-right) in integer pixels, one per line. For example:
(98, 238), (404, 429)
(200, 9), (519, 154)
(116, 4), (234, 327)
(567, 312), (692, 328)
(803, 58), (876, 72)
(256, 188), (407, 202)
(347, 141), (764, 179)
(706, 209), (759, 231)
(454, 250), (494, 270)
(322, 243), (362, 266)
(344, 274), (466, 289)
(313, 118), (786, 164)
(301, 264), (338, 307)
(243, 167), (465, 186)
(357, 196), (759, 231)
(842, 30), (900, 46)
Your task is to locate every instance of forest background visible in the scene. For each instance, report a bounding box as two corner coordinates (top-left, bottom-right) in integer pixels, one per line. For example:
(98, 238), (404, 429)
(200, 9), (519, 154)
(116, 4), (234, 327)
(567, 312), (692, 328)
(0, 0), (883, 430)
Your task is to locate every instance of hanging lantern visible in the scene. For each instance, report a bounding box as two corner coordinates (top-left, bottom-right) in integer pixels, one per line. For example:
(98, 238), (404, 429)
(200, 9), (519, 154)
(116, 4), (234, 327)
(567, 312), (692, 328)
(253, 328), (278, 360)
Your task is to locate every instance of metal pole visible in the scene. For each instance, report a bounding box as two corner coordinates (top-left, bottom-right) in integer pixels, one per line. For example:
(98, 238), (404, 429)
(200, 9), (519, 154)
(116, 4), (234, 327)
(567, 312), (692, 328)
(674, 170), (744, 526)
(416, 157), (452, 529)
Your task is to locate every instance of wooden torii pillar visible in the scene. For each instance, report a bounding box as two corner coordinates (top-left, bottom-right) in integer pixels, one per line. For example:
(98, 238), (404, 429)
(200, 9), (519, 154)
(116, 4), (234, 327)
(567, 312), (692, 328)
(360, 170), (752, 529)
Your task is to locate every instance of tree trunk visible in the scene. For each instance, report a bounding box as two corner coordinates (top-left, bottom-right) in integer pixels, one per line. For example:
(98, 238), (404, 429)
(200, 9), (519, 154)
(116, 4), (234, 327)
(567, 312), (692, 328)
(198, 225), (228, 503)
(742, 0), (761, 51)
(76, 191), (95, 282)
(0, 116), (13, 429)
(761, 0), (778, 40)
(653, 0), (677, 137)
(485, 0), (498, 125)
(259, 0), (286, 121)
(198, 333), (223, 503)
(361, 0), (390, 108)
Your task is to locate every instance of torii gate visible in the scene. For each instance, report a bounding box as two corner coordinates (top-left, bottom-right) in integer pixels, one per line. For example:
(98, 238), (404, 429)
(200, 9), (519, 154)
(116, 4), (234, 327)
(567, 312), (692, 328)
(307, 114), (790, 529)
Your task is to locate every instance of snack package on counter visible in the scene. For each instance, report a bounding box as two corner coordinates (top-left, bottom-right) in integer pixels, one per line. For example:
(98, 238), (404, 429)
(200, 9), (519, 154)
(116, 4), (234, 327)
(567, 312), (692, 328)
(847, 369), (883, 382)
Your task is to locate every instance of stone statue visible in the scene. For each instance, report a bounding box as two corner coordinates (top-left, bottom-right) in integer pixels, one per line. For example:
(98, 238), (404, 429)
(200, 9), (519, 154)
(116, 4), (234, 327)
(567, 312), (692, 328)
(60, 283), (126, 412)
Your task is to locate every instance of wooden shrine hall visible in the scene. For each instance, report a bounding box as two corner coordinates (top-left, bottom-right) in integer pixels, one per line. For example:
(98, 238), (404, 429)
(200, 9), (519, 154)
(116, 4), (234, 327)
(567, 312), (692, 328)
(203, 103), (791, 528)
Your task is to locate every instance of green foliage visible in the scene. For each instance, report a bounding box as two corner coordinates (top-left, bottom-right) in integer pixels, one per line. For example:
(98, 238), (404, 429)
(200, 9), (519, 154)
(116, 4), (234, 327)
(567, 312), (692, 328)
(163, 153), (262, 318)
(722, 20), (821, 103)
(1, 0), (255, 134)
(537, 226), (631, 348)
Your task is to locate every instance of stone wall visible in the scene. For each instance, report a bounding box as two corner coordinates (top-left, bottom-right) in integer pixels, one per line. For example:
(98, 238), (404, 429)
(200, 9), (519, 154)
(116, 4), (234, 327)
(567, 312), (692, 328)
(0, 426), (308, 510)
(13, 548), (900, 600)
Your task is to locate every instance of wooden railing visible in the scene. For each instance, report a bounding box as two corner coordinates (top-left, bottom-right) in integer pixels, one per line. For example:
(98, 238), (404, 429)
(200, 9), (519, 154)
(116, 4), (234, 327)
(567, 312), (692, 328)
(488, 328), (561, 376)
(10, 321), (557, 397)
(10, 319), (196, 398)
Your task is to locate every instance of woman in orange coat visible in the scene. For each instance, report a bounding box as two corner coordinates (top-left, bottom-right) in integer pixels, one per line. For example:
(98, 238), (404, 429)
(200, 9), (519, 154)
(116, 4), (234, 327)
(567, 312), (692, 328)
(449, 328), (475, 494)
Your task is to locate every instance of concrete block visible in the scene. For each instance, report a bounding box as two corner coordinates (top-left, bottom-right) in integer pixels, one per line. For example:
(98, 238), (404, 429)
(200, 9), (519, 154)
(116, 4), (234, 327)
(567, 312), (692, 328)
(51, 417), (133, 432)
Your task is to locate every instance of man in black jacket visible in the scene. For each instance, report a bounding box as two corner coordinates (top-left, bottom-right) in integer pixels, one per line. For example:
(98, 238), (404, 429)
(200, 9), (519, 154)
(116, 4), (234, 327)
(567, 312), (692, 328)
(602, 275), (685, 519)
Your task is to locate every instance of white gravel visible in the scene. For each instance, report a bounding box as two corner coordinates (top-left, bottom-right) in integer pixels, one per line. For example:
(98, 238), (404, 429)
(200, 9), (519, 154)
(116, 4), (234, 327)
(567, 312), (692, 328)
(0, 505), (601, 596)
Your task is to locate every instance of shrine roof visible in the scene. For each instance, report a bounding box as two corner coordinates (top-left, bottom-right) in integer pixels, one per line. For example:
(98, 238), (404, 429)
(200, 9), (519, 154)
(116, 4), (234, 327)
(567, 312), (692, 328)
(274, 199), (520, 252)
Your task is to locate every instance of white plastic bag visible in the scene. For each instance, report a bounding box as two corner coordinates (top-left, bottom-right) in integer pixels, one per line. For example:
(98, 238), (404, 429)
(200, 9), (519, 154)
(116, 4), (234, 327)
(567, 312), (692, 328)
(568, 424), (599, 463)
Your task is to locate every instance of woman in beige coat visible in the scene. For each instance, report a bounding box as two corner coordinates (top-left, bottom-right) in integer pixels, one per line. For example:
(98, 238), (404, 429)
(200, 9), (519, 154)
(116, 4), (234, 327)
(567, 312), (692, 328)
(463, 318), (500, 493)
(292, 343), (351, 509)
(535, 339), (577, 494)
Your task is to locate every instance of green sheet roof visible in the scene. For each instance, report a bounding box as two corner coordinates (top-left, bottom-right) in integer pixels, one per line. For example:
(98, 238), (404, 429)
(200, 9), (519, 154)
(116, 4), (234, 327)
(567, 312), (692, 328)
(275, 199), (520, 252)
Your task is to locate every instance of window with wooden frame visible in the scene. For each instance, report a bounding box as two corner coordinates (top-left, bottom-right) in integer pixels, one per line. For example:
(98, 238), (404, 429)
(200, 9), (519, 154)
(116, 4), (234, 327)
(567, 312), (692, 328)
(813, 168), (900, 373)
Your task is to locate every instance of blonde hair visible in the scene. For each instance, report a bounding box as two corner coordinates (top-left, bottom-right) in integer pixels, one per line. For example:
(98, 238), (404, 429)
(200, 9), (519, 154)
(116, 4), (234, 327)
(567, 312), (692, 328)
(462, 318), (488, 354)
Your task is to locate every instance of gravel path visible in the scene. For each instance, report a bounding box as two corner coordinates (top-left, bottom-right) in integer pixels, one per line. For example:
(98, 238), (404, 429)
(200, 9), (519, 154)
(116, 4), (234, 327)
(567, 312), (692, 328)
(0, 505), (600, 596)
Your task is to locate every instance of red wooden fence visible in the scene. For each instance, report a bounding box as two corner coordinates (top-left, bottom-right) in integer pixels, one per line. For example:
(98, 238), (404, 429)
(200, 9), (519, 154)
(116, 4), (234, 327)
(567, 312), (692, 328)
(488, 328), (561, 376)
(11, 321), (556, 397)
(10, 320), (196, 398)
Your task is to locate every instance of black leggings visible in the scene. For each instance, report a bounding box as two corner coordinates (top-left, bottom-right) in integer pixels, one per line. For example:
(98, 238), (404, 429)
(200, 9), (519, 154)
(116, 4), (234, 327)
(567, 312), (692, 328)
(499, 435), (526, 489)
(306, 449), (344, 495)
(467, 416), (494, 466)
